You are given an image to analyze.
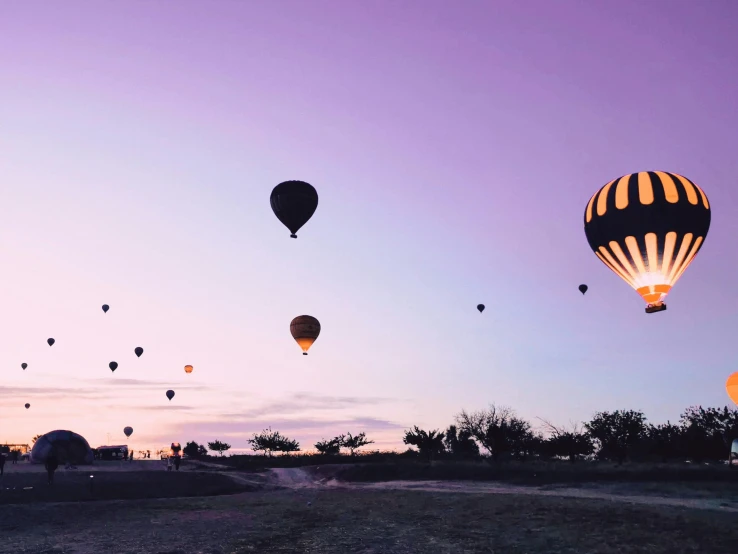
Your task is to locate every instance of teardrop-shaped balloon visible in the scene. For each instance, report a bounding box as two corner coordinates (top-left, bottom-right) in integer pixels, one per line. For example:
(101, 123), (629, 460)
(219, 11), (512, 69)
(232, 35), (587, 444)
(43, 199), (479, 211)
(47, 338), (55, 346)
(184, 365), (193, 374)
(134, 347), (143, 357)
(25, 403), (30, 409)
(579, 284), (588, 294)
(584, 172), (710, 313)
(102, 304), (109, 313)
(270, 180), (318, 238)
(727, 373), (738, 406)
(109, 361), (118, 372)
(290, 315), (320, 355)
(166, 389), (175, 401)
(477, 304), (485, 313)
(21, 363), (27, 370)
(123, 426), (133, 438)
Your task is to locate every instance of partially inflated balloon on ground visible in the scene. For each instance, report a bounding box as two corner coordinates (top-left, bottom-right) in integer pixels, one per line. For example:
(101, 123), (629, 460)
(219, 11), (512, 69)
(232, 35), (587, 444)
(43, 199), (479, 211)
(726, 373), (738, 406)
(124, 426), (133, 438)
(584, 171), (710, 314)
(166, 389), (175, 401)
(270, 180), (318, 238)
(290, 315), (320, 354)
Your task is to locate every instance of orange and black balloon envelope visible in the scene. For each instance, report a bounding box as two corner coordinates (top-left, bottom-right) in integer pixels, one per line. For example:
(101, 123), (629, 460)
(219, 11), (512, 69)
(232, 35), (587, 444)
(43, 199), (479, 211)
(47, 338), (55, 346)
(184, 365), (193, 374)
(134, 347), (143, 357)
(25, 403), (30, 409)
(102, 304), (109, 313)
(579, 284), (588, 294)
(584, 171), (710, 312)
(123, 426), (133, 437)
(21, 363), (27, 370)
(727, 373), (738, 406)
(109, 361), (118, 372)
(290, 315), (320, 355)
(166, 389), (175, 400)
(477, 304), (485, 313)
(270, 180), (318, 238)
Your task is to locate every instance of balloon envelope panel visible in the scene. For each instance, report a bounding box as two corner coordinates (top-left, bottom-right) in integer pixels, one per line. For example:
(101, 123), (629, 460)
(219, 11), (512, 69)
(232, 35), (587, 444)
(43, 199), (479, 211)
(30, 430), (94, 464)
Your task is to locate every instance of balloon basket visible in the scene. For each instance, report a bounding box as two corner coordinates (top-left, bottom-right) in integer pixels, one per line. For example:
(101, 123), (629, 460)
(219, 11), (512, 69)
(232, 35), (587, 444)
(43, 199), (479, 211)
(645, 303), (667, 314)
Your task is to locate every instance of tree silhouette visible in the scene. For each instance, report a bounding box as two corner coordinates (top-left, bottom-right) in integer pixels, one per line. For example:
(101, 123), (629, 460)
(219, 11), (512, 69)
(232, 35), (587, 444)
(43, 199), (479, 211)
(584, 410), (647, 464)
(538, 419), (593, 462)
(341, 432), (374, 456)
(247, 427), (300, 457)
(403, 426), (445, 461)
(444, 425), (479, 458)
(207, 439), (232, 457)
(456, 405), (533, 461)
(314, 437), (341, 455)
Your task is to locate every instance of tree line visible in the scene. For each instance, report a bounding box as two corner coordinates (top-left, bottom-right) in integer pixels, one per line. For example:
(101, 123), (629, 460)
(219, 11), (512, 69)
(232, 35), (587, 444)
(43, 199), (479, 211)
(182, 404), (738, 464)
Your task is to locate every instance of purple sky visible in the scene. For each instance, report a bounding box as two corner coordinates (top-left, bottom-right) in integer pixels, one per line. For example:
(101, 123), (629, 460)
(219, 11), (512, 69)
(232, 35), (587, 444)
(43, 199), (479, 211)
(2, 1), (738, 453)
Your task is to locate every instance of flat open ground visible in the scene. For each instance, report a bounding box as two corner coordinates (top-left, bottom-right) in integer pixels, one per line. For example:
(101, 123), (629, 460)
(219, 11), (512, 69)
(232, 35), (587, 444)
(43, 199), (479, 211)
(1, 460), (737, 553)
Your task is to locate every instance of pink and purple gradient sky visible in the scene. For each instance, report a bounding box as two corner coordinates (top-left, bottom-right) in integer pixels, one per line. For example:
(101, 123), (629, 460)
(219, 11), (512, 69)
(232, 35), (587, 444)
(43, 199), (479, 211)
(2, 1), (738, 453)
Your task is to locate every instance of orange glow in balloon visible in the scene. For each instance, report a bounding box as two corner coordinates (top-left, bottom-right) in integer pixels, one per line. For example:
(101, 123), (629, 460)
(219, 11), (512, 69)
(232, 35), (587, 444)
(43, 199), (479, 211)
(726, 373), (738, 406)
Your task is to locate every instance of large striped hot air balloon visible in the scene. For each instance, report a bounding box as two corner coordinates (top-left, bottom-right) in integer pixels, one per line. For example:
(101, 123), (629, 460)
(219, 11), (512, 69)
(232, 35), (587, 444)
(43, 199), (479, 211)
(584, 171), (710, 313)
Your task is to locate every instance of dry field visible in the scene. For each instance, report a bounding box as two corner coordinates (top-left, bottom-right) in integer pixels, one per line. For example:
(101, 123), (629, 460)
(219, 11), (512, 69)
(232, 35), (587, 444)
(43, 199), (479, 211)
(0, 460), (736, 553)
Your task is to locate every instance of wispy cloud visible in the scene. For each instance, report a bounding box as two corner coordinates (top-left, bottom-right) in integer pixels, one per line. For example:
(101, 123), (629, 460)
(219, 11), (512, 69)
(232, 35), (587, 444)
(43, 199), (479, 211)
(221, 392), (397, 419)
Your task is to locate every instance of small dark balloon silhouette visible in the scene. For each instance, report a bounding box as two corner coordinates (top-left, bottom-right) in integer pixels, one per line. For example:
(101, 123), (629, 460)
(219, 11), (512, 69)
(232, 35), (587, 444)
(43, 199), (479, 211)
(477, 304), (485, 313)
(166, 389), (175, 401)
(25, 403), (30, 409)
(579, 284), (588, 295)
(270, 180), (319, 238)
(109, 361), (118, 372)
(21, 363), (27, 370)
(134, 347), (143, 357)
(102, 304), (109, 313)
(47, 338), (55, 346)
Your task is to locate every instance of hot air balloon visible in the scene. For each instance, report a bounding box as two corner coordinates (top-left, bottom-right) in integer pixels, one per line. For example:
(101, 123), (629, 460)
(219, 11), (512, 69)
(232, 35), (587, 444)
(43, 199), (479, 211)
(109, 361), (118, 372)
(584, 171), (710, 313)
(134, 347), (143, 357)
(25, 403), (30, 409)
(102, 304), (109, 313)
(477, 304), (485, 313)
(166, 389), (175, 401)
(21, 363), (27, 370)
(184, 365), (193, 374)
(726, 373), (738, 406)
(123, 426), (133, 438)
(290, 315), (320, 355)
(47, 338), (55, 346)
(270, 180), (318, 238)
(579, 284), (588, 294)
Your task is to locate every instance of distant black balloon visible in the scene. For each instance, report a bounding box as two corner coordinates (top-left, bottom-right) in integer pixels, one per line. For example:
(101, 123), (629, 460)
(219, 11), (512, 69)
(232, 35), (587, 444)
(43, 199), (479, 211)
(134, 347), (143, 357)
(102, 304), (109, 313)
(109, 361), (118, 372)
(270, 180), (318, 238)
(477, 304), (485, 313)
(166, 389), (175, 401)
(579, 284), (588, 295)
(47, 338), (55, 346)
(25, 403), (30, 409)
(21, 363), (27, 370)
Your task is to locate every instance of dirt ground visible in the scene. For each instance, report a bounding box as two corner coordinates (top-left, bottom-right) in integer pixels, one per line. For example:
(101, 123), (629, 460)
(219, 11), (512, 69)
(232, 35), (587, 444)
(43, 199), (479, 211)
(1, 461), (737, 553)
